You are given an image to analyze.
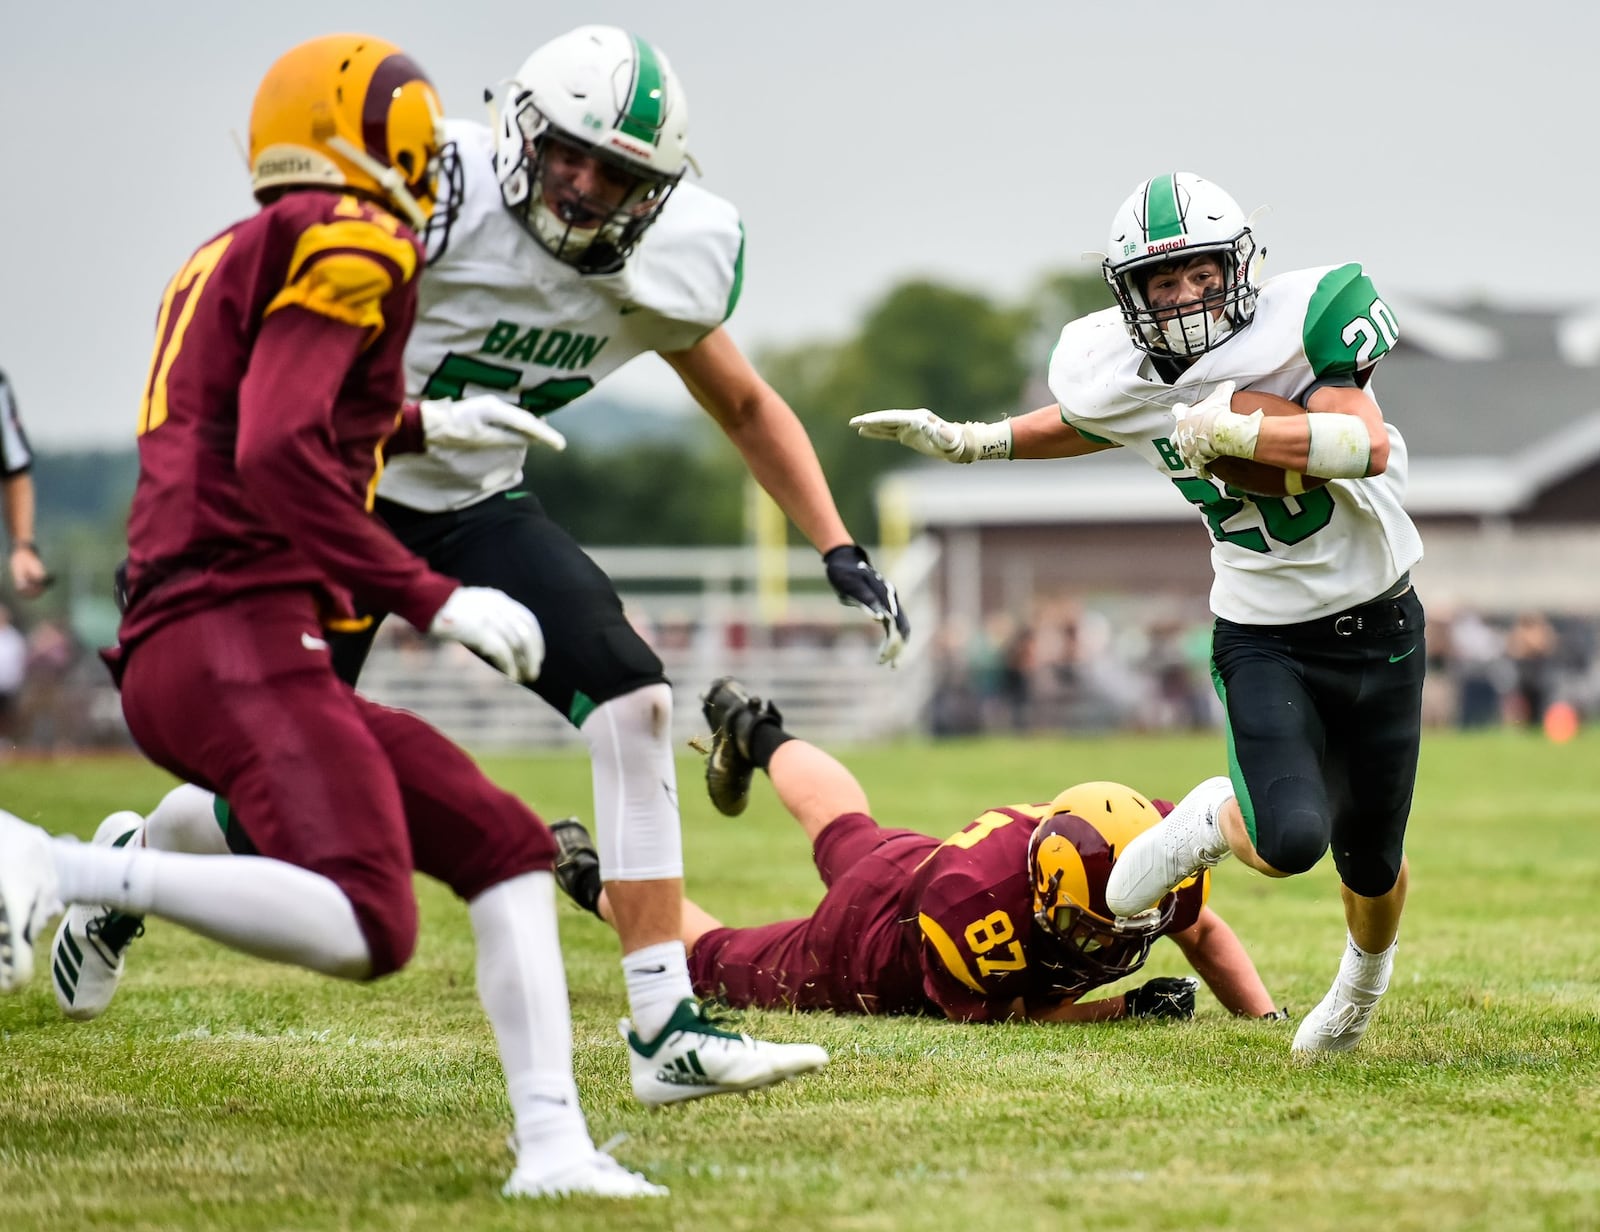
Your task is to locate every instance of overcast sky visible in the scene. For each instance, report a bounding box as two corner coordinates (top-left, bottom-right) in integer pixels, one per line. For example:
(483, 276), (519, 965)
(4, 0), (1595, 447)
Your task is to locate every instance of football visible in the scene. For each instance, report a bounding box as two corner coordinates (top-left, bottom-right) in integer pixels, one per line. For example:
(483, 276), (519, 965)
(1204, 390), (1330, 499)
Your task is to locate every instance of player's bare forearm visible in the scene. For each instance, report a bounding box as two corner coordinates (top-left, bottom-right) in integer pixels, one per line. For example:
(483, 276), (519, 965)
(666, 329), (851, 552)
(1248, 386), (1389, 475)
(1025, 994), (1127, 1024)
(1169, 907), (1276, 1017)
(1009, 404), (1117, 460)
(725, 399), (850, 551)
(3, 472), (35, 544)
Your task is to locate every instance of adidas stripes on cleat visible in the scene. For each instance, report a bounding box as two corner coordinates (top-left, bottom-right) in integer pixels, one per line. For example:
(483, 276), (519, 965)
(622, 997), (827, 1105)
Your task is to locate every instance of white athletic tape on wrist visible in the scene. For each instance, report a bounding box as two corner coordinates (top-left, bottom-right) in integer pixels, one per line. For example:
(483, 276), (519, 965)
(967, 419), (1013, 461)
(1304, 413), (1371, 478)
(1209, 408), (1263, 459)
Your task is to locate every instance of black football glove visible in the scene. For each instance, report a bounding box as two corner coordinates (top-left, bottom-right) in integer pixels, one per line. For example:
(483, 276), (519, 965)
(1124, 976), (1198, 1020)
(823, 544), (911, 666)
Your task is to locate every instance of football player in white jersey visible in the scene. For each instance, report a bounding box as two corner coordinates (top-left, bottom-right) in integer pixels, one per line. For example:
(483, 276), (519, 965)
(851, 172), (1425, 1055)
(52, 27), (900, 1104)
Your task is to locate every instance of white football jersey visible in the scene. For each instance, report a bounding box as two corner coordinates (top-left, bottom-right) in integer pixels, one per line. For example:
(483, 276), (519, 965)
(1048, 264), (1423, 625)
(380, 120), (744, 512)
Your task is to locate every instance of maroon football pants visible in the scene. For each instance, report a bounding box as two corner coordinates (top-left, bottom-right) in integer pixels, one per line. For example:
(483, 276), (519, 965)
(687, 812), (937, 1015)
(119, 590), (554, 976)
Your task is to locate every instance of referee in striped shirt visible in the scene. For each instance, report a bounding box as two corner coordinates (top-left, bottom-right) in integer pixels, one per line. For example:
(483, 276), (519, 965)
(0, 369), (48, 597)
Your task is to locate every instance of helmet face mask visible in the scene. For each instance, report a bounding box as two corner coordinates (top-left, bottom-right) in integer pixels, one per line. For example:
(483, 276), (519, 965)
(495, 26), (689, 274)
(1032, 864), (1174, 984)
(420, 139), (465, 265)
(1103, 172), (1263, 360)
(1027, 782), (1183, 986)
(248, 34), (463, 235)
(511, 120), (681, 272)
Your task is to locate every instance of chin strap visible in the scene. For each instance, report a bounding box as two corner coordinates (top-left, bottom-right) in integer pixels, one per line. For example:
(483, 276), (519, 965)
(328, 136), (429, 229)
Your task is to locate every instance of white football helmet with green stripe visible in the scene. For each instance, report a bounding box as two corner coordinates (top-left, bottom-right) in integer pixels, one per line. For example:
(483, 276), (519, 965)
(495, 26), (689, 273)
(1103, 172), (1262, 359)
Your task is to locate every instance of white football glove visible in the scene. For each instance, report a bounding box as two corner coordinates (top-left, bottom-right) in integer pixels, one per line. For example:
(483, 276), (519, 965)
(849, 409), (1012, 463)
(428, 587), (545, 682)
(419, 395), (567, 454)
(1170, 380), (1256, 475)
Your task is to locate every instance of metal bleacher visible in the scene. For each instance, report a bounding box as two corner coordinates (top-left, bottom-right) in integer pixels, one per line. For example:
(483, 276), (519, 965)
(354, 536), (942, 751)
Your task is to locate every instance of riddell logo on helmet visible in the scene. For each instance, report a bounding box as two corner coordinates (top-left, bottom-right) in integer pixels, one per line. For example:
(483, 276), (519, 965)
(1144, 238), (1189, 255)
(608, 136), (652, 160)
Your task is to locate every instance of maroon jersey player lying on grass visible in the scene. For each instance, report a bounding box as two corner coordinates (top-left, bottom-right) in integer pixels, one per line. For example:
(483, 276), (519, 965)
(553, 678), (1285, 1026)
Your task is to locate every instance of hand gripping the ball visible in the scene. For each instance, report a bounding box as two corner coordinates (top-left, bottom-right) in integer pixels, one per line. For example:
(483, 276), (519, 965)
(1169, 380), (1260, 476)
(419, 394), (568, 454)
(1123, 975), (1199, 1020)
(850, 409), (1012, 463)
(428, 586), (546, 682)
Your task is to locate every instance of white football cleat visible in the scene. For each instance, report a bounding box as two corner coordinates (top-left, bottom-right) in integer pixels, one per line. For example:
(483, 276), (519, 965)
(504, 1150), (667, 1200)
(1105, 775), (1235, 917)
(52, 811), (146, 1021)
(1292, 938), (1395, 1054)
(1291, 985), (1386, 1054)
(0, 808), (65, 994)
(622, 998), (828, 1106)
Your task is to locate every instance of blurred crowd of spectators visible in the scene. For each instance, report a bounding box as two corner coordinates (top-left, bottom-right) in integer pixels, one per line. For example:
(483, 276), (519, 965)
(0, 603), (118, 756)
(4, 594), (1598, 757)
(925, 598), (1600, 738)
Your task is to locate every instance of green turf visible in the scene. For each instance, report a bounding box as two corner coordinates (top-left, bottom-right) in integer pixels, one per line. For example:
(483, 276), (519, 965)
(2, 730), (1597, 1231)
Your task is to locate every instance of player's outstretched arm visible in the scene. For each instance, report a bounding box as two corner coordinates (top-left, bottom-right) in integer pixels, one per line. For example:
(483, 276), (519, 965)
(849, 408), (1012, 463)
(1168, 906), (1278, 1017)
(665, 327), (851, 552)
(851, 403), (1114, 463)
(667, 327), (911, 664)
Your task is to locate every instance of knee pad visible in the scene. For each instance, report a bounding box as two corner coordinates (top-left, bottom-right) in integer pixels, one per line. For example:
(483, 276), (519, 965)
(1332, 845), (1403, 899)
(582, 683), (683, 881)
(1251, 776), (1332, 875)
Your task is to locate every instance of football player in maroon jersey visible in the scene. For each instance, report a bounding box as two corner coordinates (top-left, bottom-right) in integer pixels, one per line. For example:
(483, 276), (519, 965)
(553, 678), (1283, 1025)
(0, 34), (669, 1201)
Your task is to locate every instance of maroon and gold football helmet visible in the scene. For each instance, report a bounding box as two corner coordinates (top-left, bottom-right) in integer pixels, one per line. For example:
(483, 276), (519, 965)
(1028, 781), (1209, 984)
(247, 33), (456, 232)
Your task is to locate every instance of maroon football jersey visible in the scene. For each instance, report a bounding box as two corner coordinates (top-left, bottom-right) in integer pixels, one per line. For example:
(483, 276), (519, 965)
(118, 190), (456, 652)
(906, 799), (1203, 1022)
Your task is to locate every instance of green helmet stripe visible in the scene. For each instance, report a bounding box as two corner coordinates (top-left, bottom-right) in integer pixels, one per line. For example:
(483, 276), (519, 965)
(1143, 174), (1185, 241)
(618, 34), (665, 145)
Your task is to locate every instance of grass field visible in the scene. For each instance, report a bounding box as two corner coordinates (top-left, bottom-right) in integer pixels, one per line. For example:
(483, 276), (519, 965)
(2, 729), (1597, 1231)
